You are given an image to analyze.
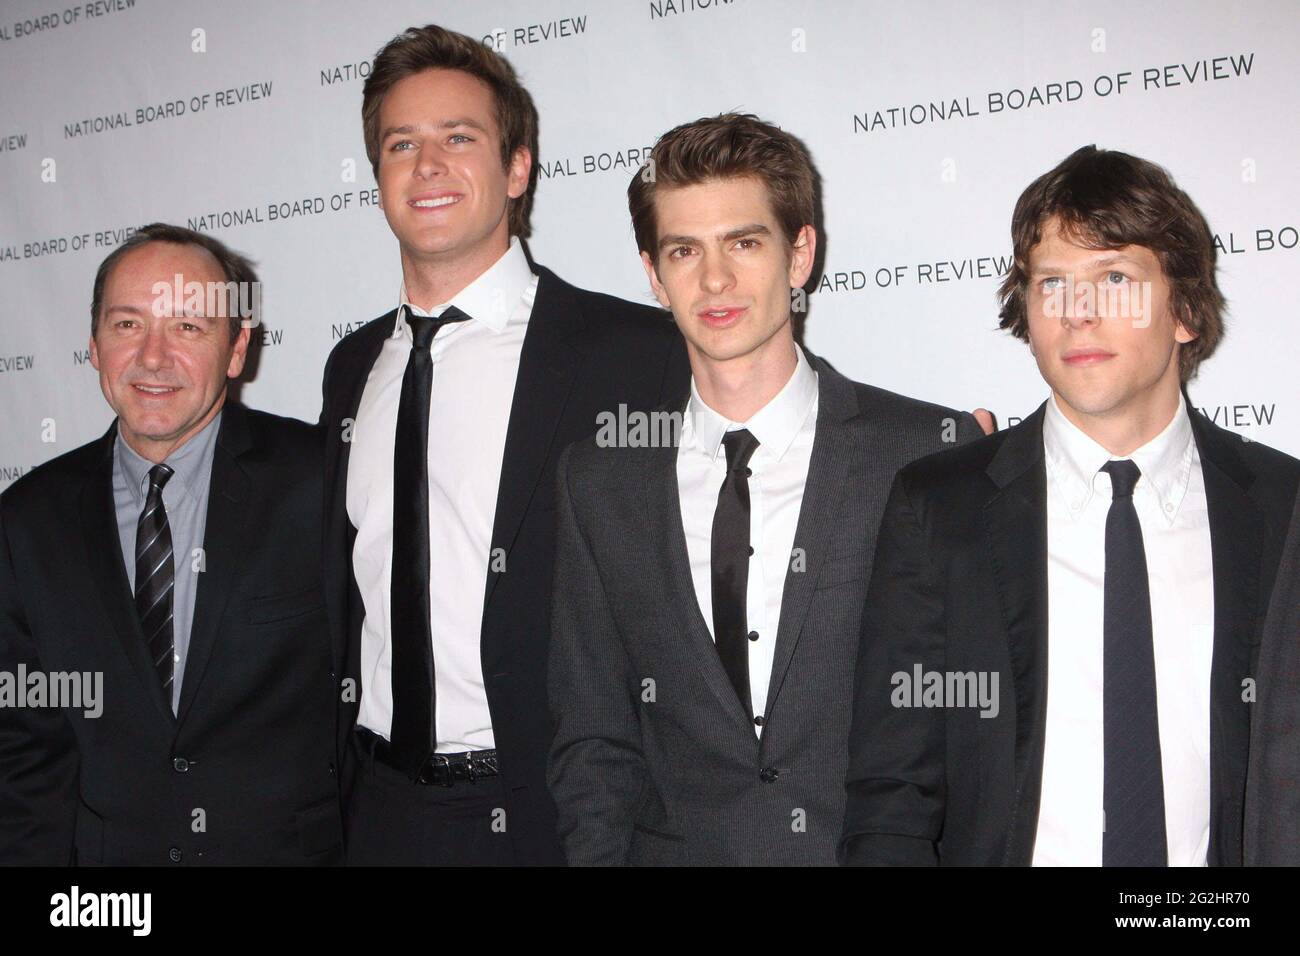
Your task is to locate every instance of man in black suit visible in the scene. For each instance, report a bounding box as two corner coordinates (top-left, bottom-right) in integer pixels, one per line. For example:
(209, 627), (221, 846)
(0, 223), (340, 865)
(320, 24), (687, 865)
(841, 146), (1300, 866)
(1245, 489), (1300, 865)
(546, 114), (982, 865)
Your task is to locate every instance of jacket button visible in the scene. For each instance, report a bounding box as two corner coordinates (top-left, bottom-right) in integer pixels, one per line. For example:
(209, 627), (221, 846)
(759, 767), (779, 783)
(748, 630), (759, 642)
(754, 715), (765, 727)
(172, 757), (190, 773)
(168, 847), (183, 863)
(329, 763), (337, 776)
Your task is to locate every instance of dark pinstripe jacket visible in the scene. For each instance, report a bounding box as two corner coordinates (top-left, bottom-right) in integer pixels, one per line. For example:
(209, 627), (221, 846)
(547, 355), (980, 865)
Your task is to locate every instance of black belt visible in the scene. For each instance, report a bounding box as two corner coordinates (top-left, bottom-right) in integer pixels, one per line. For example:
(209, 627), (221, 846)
(355, 728), (499, 787)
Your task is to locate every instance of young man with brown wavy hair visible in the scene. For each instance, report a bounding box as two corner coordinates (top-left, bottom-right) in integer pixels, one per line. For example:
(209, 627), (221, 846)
(546, 113), (982, 865)
(841, 146), (1300, 867)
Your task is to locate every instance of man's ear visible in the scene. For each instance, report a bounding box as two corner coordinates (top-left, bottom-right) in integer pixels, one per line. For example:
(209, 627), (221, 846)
(641, 250), (671, 311)
(226, 323), (252, 379)
(507, 146), (532, 200)
(1174, 304), (1198, 344)
(788, 224), (816, 290)
(89, 333), (100, 371)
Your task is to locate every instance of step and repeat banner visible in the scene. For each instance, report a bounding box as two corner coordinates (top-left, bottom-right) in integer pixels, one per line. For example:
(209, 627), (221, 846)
(2, 0), (1297, 486)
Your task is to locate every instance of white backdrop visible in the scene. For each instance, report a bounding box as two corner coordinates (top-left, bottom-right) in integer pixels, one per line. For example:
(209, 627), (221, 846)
(2, 0), (1297, 488)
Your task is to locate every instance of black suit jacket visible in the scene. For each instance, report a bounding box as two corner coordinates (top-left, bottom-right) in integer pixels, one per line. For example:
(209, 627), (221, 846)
(0, 402), (341, 865)
(840, 400), (1300, 866)
(319, 264), (688, 865)
(1244, 486), (1300, 865)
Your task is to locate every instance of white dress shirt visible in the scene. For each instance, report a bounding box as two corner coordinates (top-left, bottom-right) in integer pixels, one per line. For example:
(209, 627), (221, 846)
(677, 344), (819, 733)
(1032, 392), (1214, 866)
(348, 236), (538, 751)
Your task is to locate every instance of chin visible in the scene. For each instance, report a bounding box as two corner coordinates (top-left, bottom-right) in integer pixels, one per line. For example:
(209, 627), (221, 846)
(690, 337), (752, 364)
(407, 230), (482, 259)
(124, 416), (177, 438)
(1054, 386), (1131, 419)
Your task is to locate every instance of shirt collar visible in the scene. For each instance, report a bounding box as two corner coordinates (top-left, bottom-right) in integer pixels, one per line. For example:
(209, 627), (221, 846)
(115, 408), (223, 509)
(395, 235), (534, 336)
(1043, 391), (1194, 525)
(685, 343), (819, 465)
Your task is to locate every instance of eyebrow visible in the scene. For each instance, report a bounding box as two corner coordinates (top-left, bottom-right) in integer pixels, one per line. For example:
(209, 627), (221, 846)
(657, 222), (773, 251)
(103, 304), (216, 320)
(380, 118), (490, 140)
(1030, 253), (1144, 276)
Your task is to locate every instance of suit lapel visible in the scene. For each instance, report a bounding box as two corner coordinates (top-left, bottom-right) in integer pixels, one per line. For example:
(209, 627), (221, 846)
(80, 423), (176, 727)
(761, 361), (859, 722)
(643, 431), (756, 735)
(322, 314), (389, 676)
(483, 267), (584, 614)
(177, 404), (254, 725)
(1190, 409), (1260, 866)
(981, 404), (1050, 865)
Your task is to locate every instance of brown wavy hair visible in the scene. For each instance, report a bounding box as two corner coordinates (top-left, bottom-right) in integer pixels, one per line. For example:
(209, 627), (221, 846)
(362, 24), (539, 238)
(997, 145), (1224, 382)
(628, 113), (815, 262)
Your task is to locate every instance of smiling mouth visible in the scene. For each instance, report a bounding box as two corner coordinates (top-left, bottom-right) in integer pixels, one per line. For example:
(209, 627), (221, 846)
(409, 195), (462, 209)
(132, 384), (181, 396)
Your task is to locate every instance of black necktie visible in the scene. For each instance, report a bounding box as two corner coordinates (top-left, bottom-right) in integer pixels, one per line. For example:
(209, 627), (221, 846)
(1101, 458), (1168, 866)
(388, 305), (472, 776)
(711, 428), (760, 719)
(135, 463), (175, 700)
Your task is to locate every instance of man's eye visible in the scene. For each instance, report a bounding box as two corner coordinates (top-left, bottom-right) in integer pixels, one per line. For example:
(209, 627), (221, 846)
(449, 134), (472, 144)
(1106, 271), (1128, 284)
(735, 238), (759, 250)
(669, 246), (693, 260)
(389, 140), (414, 152)
(1041, 277), (1063, 290)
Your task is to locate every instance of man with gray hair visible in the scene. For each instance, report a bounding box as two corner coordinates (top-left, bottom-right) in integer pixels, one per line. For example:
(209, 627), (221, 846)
(0, 223), (342, 865)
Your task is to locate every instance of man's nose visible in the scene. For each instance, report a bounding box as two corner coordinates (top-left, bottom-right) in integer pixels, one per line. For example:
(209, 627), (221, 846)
(136, 327), (172, 370)
(1062, 286), (1099, 328)
(700, 250), (736, 294)
(415, 142), (449, 180)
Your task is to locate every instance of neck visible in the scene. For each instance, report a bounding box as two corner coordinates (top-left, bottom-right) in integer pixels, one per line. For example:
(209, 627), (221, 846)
(121, 392), (226, 464)
(1055, 381), (1183, 457)
(692, 331), (798, 423)
(400, 232), (510, 312)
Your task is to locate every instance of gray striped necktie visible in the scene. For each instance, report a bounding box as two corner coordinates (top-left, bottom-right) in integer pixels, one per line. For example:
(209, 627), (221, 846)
(135, 463), (176, 698)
